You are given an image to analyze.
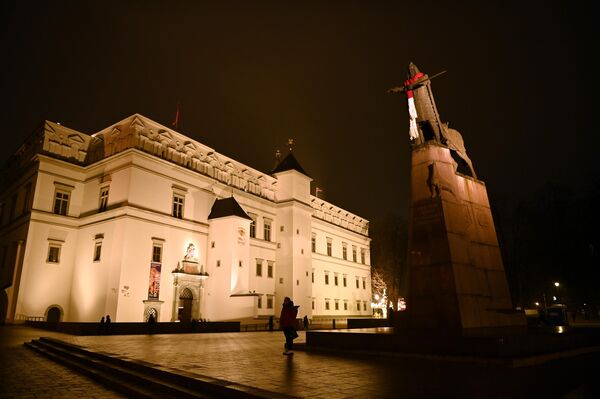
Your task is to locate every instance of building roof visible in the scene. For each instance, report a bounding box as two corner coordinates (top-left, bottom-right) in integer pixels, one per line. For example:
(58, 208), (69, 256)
(271, 152), (310, 177)
(208, 197), (252, 220)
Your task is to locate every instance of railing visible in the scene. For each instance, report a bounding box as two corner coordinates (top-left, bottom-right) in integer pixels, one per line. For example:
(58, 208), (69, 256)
(240, 322), (280, 332)
(15, 314), (45, 322)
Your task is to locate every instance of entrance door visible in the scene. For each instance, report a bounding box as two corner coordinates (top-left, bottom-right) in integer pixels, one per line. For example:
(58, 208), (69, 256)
(47, 306), (61, 322)
(179, 288), (193, 322)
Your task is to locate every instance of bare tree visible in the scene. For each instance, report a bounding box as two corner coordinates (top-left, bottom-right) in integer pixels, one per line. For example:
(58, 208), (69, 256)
(370, 214), (409, 310)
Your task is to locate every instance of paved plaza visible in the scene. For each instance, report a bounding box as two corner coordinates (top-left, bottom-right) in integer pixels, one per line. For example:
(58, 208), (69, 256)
(1, 324), (600, 398)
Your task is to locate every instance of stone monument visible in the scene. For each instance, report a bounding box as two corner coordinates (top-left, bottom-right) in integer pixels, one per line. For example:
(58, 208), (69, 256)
(390, 63), (526, 331)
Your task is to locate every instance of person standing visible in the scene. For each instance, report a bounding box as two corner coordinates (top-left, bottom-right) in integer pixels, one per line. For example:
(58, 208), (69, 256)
(280, 297), (298, 355)
(105, 315), (111, 333)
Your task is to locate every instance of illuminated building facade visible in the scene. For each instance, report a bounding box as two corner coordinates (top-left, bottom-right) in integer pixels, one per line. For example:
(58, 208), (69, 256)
(0, 114), (371, 323)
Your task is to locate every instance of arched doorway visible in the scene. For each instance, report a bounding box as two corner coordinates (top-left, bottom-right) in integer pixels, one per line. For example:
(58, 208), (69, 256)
(145, 307), (158, 322)
(178, 288), (193, 322)
(46, 306), (61, 322)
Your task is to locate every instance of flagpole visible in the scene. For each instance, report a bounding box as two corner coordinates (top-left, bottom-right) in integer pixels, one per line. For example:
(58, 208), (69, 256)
(172, 101), (180, 130)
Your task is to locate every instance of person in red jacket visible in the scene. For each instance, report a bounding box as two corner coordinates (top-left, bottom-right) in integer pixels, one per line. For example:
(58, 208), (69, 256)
(280, 296), (299, 355)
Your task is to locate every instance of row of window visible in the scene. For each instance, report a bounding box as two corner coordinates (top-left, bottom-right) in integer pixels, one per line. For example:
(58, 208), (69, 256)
(249, 214), (272, 241)
(314, 272), (368, 289)
(46, 236), (160, 264)
(51, 185), (279, 245)
(313, 299), (369, 312)
(255, 260), (274, 278)
(311, 235), (367, 264)
(256, 295), (274, 309)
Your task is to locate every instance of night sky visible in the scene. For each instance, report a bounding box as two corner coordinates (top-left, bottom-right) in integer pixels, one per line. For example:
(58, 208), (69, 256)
(2, 0), (598, 223)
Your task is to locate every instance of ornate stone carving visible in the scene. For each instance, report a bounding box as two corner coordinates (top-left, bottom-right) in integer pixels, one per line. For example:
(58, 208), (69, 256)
(427, 162), (456, 199)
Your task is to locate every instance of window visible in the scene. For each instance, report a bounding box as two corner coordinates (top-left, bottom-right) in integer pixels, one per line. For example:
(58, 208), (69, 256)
(311, 270), (314, 283)
(335, 299), (339, 310)
(363, 302), (367, 311)
(357, 302), (361, 311)
(53, 191), (69, 216)
(334, 274), (338, 286)
(361, 248), (366, 264)
(47, 244), (61, 263)
(343, 275), (347, 287)
(342, 243), (347, 260)
(151, 238), (164, 263)
(256, 259), (262, 276)
(356, 277), (359, 289)
(325, 300), (330, 310)
(311, 235), (316, 252)
(324, 273), (329, 285)
(249, 214), (256, 238)
(352, 246), (357, 262)
(257, 296), (262, 309)
(217, 260), (221, 267)
(326, 238), (332, 256)
(53, 182), (73, 216)
(363, 277), (366, 290)
(267, 261), (273, 278)
(211, 241), (215, 248)
(239, 260), (243, 267)
(312, 299), (315, 310)
(152, 245), (162, 263)
(93, 241), (102, 262)
(267, 296), (273, 309)
(99, 186), (109, 211)
(172, 194), (184, 218)
(279, 277), (283, 284)
(344, 301), (348, 310)
(280, 225), (284, 232)
(264, 220), (272, 241)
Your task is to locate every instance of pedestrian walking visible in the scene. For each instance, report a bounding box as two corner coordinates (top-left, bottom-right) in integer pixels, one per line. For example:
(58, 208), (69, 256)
(105, 314), (111, 333)
(280, 297), (299, 355)
(303, 315), (309, 330)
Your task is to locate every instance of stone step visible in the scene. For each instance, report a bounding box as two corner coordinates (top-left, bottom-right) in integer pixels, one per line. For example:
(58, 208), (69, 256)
(25, 337), (294, 399)
(24, 339), (162, 399)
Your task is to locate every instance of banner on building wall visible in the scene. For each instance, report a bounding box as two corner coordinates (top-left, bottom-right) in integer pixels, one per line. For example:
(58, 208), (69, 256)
(148, 262), (161, 299)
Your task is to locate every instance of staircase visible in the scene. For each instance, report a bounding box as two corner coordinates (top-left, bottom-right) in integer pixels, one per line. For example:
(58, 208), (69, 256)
(25, 337), (293, 399)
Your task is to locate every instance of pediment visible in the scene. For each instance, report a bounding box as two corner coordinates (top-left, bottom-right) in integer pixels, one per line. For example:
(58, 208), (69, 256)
(68, 134), (85, 144)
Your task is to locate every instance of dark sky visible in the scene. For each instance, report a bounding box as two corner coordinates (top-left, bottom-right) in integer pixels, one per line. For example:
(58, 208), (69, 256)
(2, 0), (598, 223)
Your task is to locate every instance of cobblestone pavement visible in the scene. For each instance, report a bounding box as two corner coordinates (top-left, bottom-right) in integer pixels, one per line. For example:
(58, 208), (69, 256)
(0, 326), (126, 399)
(2, 325), (600, 398)
(62, 329), (599, 399)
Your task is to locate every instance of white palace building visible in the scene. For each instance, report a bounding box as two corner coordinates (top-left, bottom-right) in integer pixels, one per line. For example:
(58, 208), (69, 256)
(0, 114), (372, 323)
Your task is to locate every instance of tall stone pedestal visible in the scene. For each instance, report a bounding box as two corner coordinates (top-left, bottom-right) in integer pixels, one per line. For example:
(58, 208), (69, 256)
(403, 142), (525, 331)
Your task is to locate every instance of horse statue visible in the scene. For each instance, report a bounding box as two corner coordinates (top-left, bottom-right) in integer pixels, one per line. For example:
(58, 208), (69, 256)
(441, 123), (477, 179)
